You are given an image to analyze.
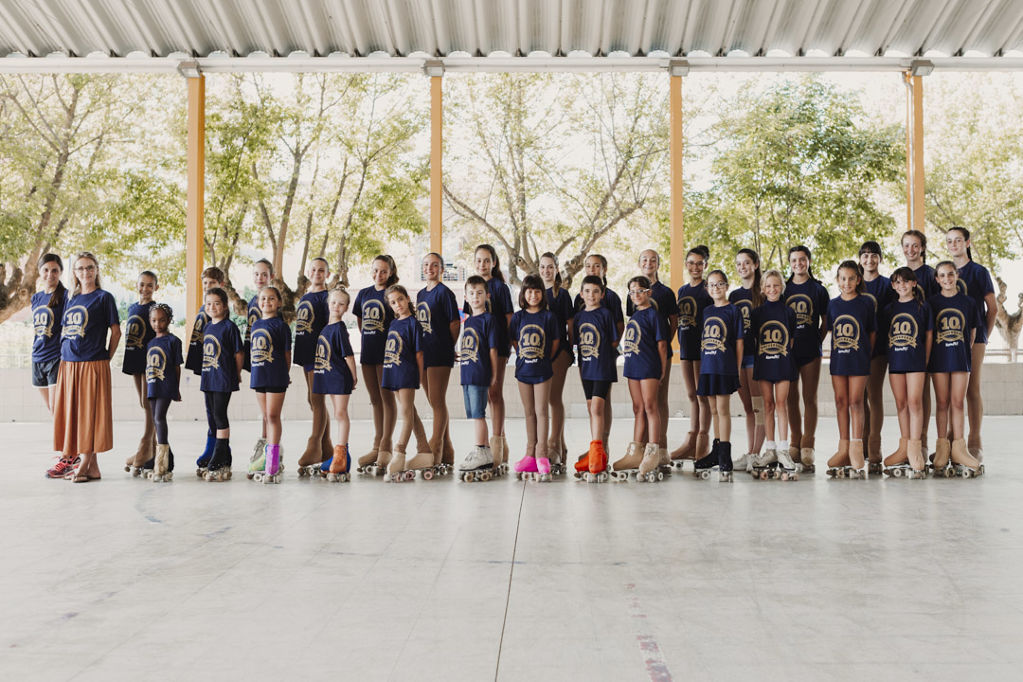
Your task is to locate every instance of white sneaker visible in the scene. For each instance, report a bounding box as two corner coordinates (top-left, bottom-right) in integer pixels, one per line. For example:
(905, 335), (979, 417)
(459, 446), (493, 472)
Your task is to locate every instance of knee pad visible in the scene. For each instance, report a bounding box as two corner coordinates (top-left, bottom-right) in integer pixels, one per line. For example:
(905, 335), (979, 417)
(752, 396), (765, 426)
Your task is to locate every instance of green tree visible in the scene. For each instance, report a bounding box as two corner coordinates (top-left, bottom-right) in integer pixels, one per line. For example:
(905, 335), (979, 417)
(681, 76), (903, 273)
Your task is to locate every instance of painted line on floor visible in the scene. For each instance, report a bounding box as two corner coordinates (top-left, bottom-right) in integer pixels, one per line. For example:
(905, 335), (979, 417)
(494, 480), (528, 682)
(625, 583), (674, 682)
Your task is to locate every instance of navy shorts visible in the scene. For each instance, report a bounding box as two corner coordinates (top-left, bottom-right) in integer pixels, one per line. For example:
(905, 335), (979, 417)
(741, 355), (754, 369)
(463, 384), (488, 420)
(32, 359), (60, 387)
(253, 385), (288, 394)
(697, 373), (740, 396)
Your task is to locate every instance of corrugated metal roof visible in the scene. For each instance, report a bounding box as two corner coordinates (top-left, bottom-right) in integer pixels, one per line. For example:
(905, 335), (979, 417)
(1, 0), (1022, 67)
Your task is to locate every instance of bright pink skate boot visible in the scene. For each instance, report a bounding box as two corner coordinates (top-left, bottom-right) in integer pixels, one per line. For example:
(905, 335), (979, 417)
(513, 455), (537, 475)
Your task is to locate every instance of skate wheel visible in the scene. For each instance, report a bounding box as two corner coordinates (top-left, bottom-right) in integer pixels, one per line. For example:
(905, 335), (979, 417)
(700, 471), (710, 480)
(480, 472), (491, 482)
(598, 473), (608, 483)
(656, 472), (664, 482)
(423, 470), (434, 481)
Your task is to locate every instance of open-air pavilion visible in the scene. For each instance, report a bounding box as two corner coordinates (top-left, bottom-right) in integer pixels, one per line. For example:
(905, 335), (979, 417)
(4, 2), (1023, 680)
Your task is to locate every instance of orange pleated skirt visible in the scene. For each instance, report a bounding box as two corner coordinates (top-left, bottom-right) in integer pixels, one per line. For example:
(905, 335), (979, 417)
(53, 359), (113, 456)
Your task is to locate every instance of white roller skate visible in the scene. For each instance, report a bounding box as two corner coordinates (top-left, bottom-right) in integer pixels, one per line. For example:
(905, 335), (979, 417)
(459, 446), (496, 482)
(247, 438), (267, 480)
(774, 447), (799, 481)
(751, 447), (777, 481)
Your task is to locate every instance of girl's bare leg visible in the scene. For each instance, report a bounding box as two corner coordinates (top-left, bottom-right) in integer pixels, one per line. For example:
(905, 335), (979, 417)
(966, 343), (986, 458)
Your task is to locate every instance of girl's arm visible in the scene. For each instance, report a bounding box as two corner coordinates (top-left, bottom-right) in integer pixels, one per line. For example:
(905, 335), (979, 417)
(668, 313), (679, 336)
(416, 350), (425, 382)
(448, 319), (460, 345)
(234, 350), (245, 377)
(550, 338), (560, 360)
(657, 340), (668, 380)
(284, 351), (292, 368)
(107, 323), (122, 359)
(504, 313), (513, 331)
(735, 338), (744, 370)
(868, 332), (876, 354)
(346, 356), (358, 388)
(984, 292), (997, 338)
(970, 328), (976, 346)
(924, 330), (933, 366)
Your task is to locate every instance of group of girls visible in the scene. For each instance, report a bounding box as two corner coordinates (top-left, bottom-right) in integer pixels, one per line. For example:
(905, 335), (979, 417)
(32, 227), (995, 485)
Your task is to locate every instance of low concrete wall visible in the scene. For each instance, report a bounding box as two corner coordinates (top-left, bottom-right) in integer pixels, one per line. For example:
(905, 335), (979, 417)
(3, 362), (1021, 422)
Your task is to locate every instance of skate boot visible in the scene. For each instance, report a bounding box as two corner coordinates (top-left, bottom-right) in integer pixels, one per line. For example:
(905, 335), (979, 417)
(901, 438), (927, 479)
(46, 455), (81, 479)
(775, 447), (799, 481)
(297, 446), (325, 478)
(324, 444), (351, 482)
(370, 449), (391, 477)
(752, 447), (778, 480)
(459, 445), (495, 482)
(356, 435), (380, 474)
(196, 434), (216, 478)
(583, 440), (609, 483)
(611, 441), (644, 481)
(930, 438), (952, 477)
(718, 441), (734, 482)
(883, 437), (909, 477)
(968, 436), (984, 464)
(799, 435), (816, 474)
(246, 438), (267, 479)
(574, 444), (591, 475)
(514, 454), (539, 480)
(536, 456), (553, 482)
(405, 448), (444, 481)
(950, 438), (983, 478)
(386, 450), (410, 482)
(867, 435), (883, 476)
(847, 439), (866, 479)
(825, 440), (851, 478)
(637, 443), (663, 483)
(257, 444), (282, 484)
(656, 447), (672, 477)
(204, 440), (233, 482)
(669, 430), (698, 465)
(693, 439), (719, 480)
(547, 439), (564, 476)
(732, 451), (755, 474)
(150, 444), (172, 482)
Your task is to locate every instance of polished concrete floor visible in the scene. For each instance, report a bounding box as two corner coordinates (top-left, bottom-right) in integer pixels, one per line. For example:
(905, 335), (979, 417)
(3, 416), (1022, 681)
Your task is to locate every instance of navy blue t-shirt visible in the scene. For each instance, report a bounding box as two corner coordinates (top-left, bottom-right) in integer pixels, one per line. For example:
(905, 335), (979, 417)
(574, 287), (624, 330)
(627, 280), (679, 359)
(622, 307), (669, 381)
(382, 316), (423, 390)
(463, 278), (514, 358)
(574, 306), (618, 383)
(243, 293), (260, 372)
(313, 322), (355, 395)
(881, 300), (931, 373)
(31, 290), (64, 363)
(956, 260), (995, 344)
(785, 278), (830, 363)
(751, 300), (796, 383)
(928, 293), (976, 373)
(293, 289), (329, 370)
(727, 287), (755, 359)
(911, 264), (939, 300)
(146, 334), (183, 400)
(184, 306), (210, 375)
(250, 317), (292, 389)
(546, 287), (574, 363)
(699, 304), (744, 377)
(676, 281), (713, 361)
(460, 313), (498, 387)
(355, 285), (395, 366)
(200, 319), (243, 392)
(863, 275), (894, 356)
(122, 301), (156, 375)
(509, 309), (558, 384)
(417, 283), (460, 368)
(826, 295), (876, 376)
(61, 289), (119, 363)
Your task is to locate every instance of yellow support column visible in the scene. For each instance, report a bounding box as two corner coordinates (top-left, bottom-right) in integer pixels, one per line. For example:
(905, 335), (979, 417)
(184, 66), (206, 324)
(668, 61), (687, 360)
(428, 62), (444, 256)
(904, 72), (925, 233)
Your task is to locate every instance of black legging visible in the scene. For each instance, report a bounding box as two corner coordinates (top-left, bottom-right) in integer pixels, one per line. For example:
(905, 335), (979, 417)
(204, 391), (231, 432)
(150, 396), (172, 444)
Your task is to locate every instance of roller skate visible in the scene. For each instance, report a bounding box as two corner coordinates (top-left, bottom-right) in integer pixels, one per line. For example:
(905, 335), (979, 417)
(636, 443), (664, 482)
(459, 445), (496, 482)
(355, 438), (380, 474)
(254, 443), (283, 484)
(246, 438), (267, 479)
(491, 436), (508, 476)
(46, 455), (81, 479)
(775, 446), (799, 481)
(323, 444), (351, 482)
(403, 449), (446, 481)
(930, 438), (952, 478)
(386, 450), (414, 482)
(195, 434), (216, 478)
(656, 447), (672, 477)
(669, 430), (698, 469)
(610, 441), (644, 482)
(297, 449), (325, 479)
(751, 447), (778, 481)
(798, 435), (816, 474)
(547, 440), (566, 477)
(718, 441), (734, 482)
(580, 440), (609, 483)
(825, 439), (854, 478)
(150, 444), (173, 482)
(950, 438), (983, 478)
(732, 451), (755, 474)
(968, 438), (984, 465)
(203, 440), (233, 482)
(573, 444), (591, 478)
(867, 435), (883, 476)
(514, 454), (539, 481)
(693, 439), (719, 480)
(535, 456), (553, 482)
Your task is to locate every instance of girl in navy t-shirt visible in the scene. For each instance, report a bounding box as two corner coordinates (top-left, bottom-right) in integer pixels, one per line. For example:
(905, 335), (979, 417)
(509, 275), (560, 479)
(539, 252), (574, 470)
(784, 245), (830, 472)
(417, 252), (461, 470)
(573, 276), (619, 477)
(31, 253), (65, 415)
(879, 267), (932, 475)
(902, 229), (938, 455)
(199, 287), (244, 481)
(294, 257), (332, 474)
(572, 254), (624, 467)
(694, 270), (744, 481)
(927, 261), (983, 474)
(462, 245), (514, 467)
(859, 241), (894, 471)
(730, 248), (765, 471)
(750, 270), (798, 474)
(122, 271), (158, 477)
(825, 261), (875, 477)
(185, 266), (226, 467)
(145, 303), (182, 481)
(613, 276), (668, 481)
(354, 254), (400, 471)
(244, 258), (273, 374)
(313, 287), (359, 481)
(250, 285), (292, 482)
(947, 226), (996, 463)
(382, 285), (427, 480)
(671, 245), (713, 467)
